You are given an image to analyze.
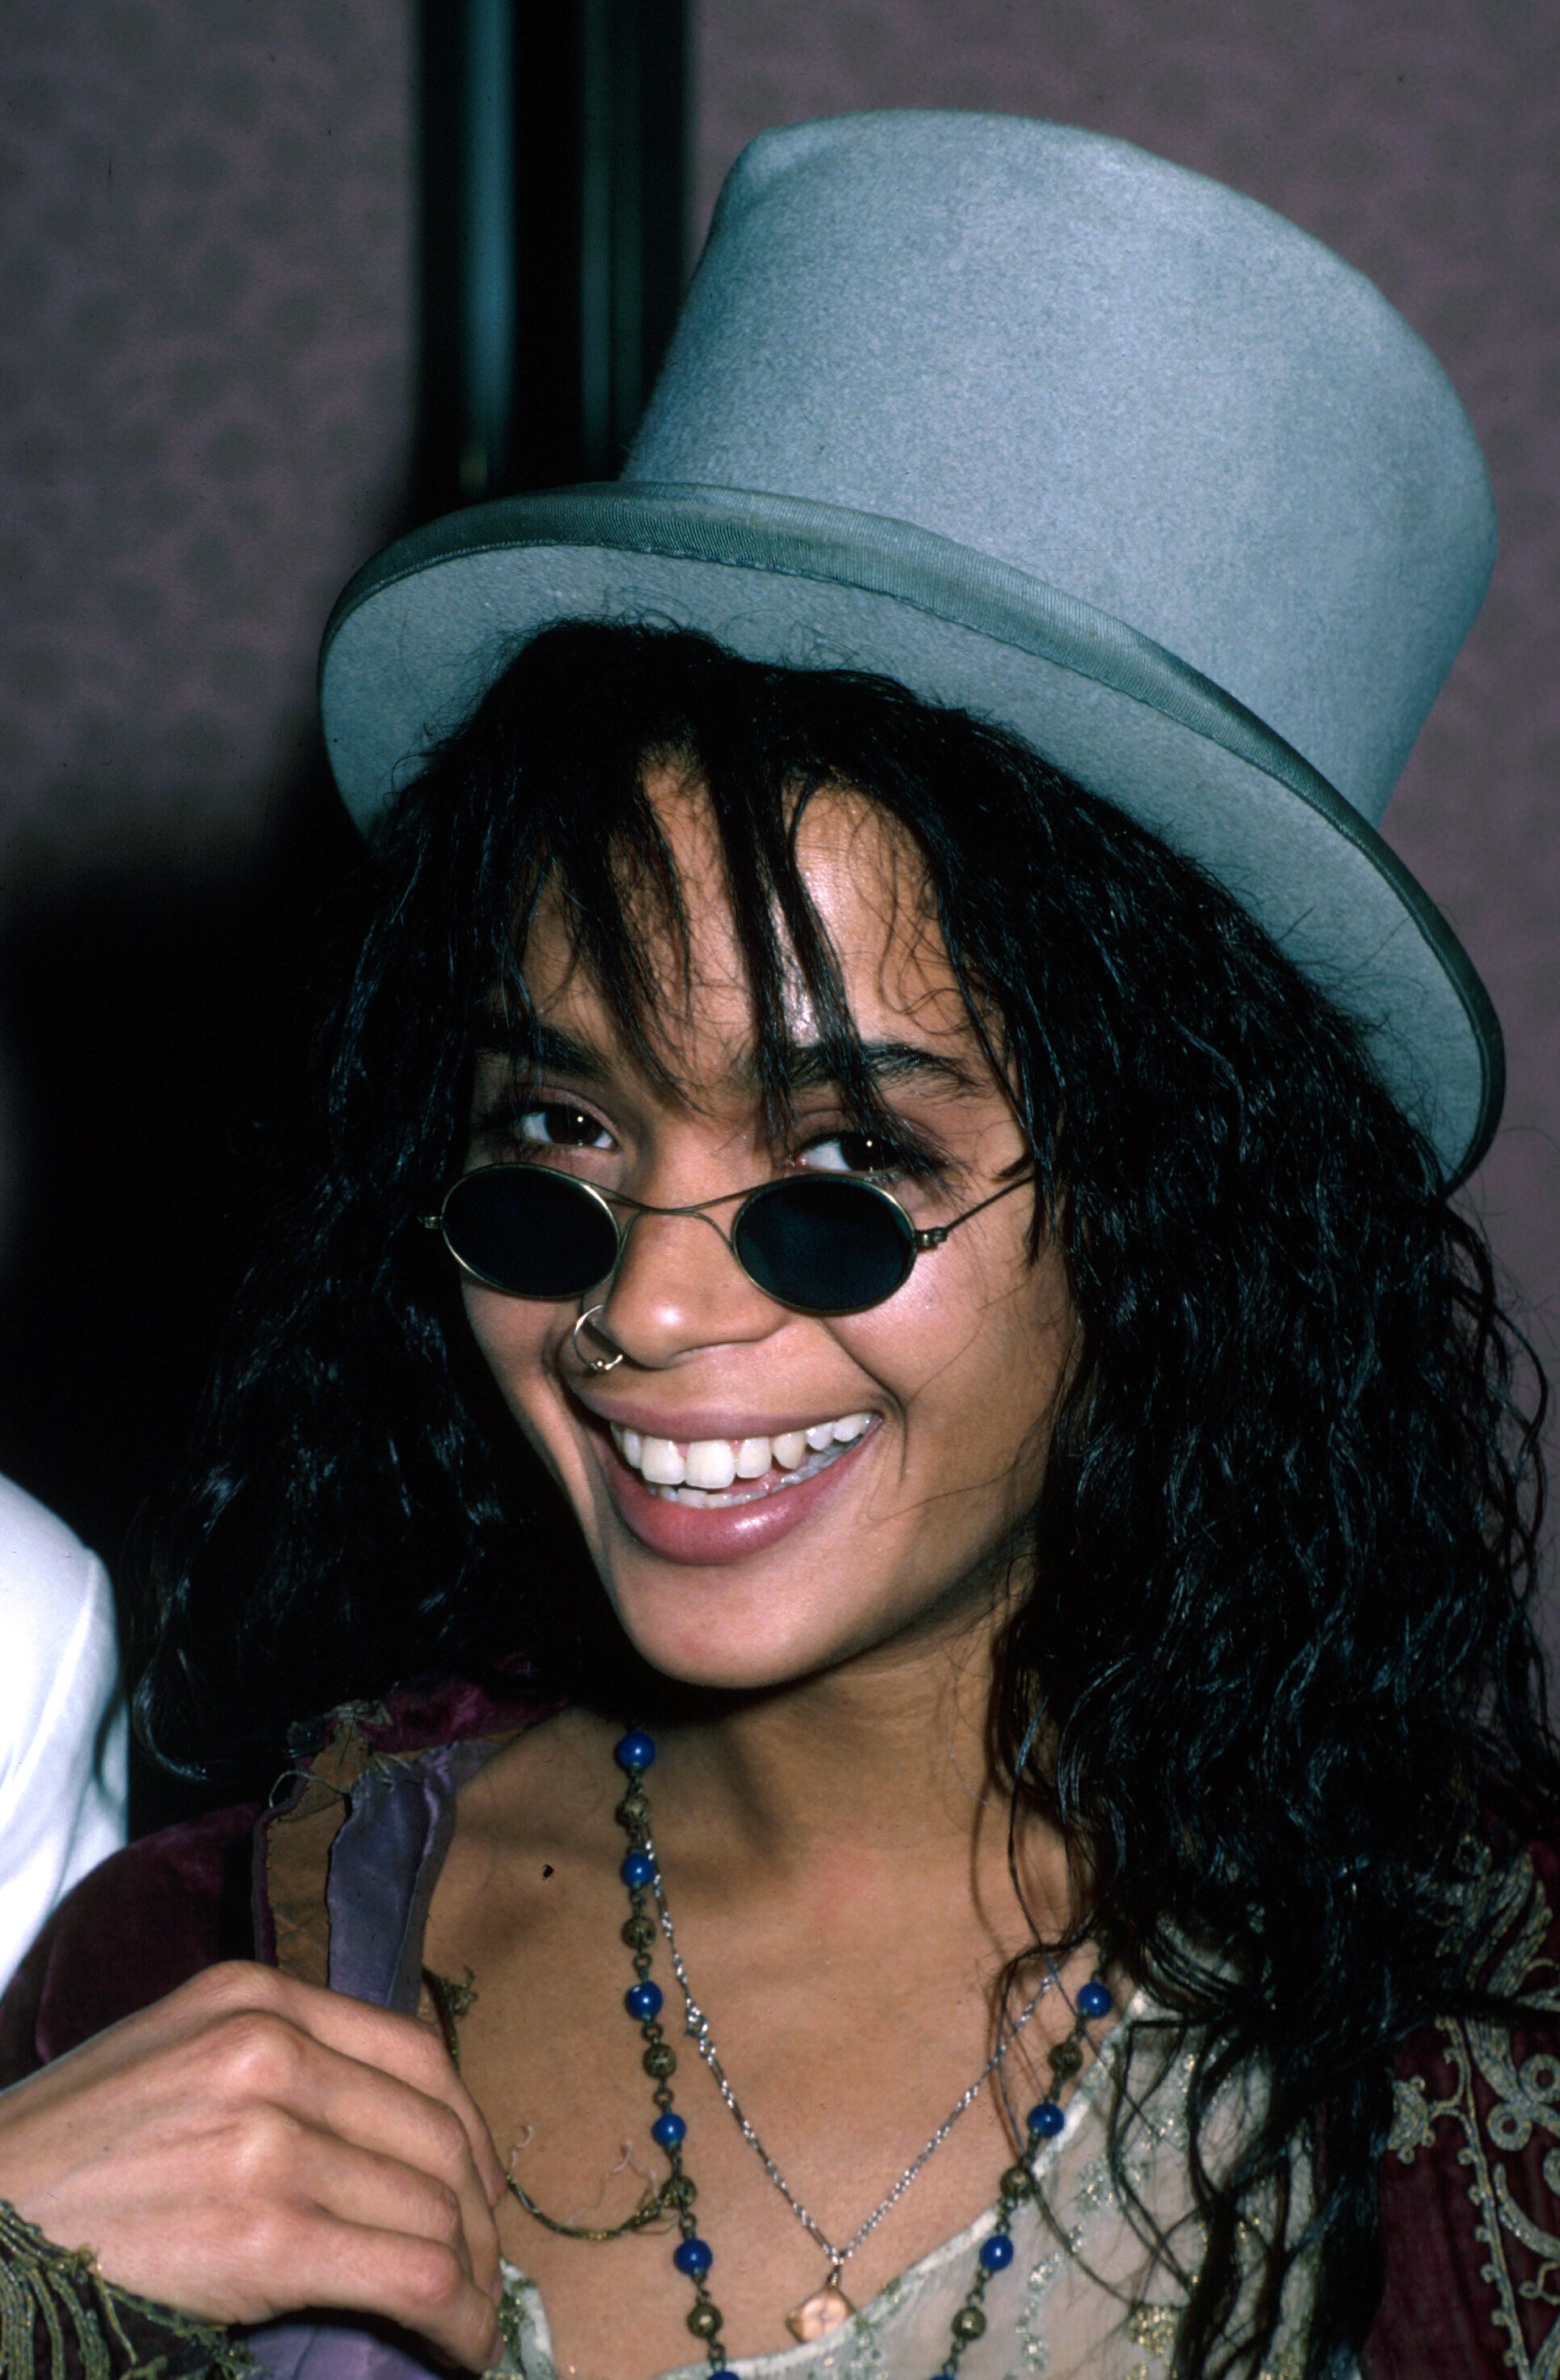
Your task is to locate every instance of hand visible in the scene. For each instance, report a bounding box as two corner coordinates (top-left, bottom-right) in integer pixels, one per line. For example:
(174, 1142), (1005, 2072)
(0, 1961), (506, 2372)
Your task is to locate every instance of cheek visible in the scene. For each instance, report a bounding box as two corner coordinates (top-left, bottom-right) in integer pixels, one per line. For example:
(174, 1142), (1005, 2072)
(837, 1240), (1072, 1488)
(460, 1282), (564, 1441)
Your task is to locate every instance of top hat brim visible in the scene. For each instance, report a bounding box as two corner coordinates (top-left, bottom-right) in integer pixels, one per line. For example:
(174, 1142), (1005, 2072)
(319, 481), (1502, 1185)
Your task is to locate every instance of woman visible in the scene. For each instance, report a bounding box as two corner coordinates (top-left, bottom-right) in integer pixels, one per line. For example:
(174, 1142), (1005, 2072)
(0, 114), (1554, 2380)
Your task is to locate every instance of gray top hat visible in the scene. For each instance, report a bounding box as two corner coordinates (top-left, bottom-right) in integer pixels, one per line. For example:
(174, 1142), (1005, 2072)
(320, 111), (1502, 1179)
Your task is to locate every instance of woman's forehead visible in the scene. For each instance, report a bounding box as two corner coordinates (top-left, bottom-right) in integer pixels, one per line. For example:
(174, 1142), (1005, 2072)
(517, 771), (980, 1074)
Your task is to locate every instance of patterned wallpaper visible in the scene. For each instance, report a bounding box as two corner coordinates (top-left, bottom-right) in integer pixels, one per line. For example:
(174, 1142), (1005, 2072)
(698, 0), (1560, 1358)
(0, 0), (412, 873)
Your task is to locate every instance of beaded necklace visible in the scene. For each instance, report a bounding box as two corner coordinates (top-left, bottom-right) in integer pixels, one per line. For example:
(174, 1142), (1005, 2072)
(482, 1728), (1117, 2380)
(648, 1857), (1056, 2339)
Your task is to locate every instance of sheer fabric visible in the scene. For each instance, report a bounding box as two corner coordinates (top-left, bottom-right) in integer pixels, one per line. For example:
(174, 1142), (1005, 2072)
(494, 1998), (1333, 2380)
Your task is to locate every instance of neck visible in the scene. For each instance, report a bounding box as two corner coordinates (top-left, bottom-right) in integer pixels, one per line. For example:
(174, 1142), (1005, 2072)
(642, 1599), (1075, 1943)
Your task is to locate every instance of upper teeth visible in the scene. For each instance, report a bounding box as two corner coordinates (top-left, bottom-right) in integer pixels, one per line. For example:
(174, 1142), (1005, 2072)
(611, 1412), (871, 1489)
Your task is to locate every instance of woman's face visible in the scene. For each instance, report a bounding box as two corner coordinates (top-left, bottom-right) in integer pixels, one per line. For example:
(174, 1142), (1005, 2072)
(460, 771), (1076, 1691)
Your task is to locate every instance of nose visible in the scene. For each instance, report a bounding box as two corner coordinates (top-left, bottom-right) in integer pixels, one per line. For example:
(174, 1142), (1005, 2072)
(589, 1202), (786, 1368)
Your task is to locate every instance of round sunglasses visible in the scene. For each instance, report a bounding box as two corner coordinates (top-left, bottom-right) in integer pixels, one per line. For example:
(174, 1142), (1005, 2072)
(422, 1162), (1034, 1319)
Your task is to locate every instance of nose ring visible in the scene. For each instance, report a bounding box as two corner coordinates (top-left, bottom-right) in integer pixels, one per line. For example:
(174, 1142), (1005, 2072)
(571, 1303), (625, 1375)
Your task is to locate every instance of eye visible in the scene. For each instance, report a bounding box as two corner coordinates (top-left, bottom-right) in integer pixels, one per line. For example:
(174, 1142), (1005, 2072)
(799, 1130), (902, 1176)
(515, 1103), (614, 1152)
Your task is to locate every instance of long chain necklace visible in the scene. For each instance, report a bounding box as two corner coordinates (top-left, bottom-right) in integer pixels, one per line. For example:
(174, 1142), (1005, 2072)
(468, 1728), (1117, 2380)
(647, 1845), (1055, 2340)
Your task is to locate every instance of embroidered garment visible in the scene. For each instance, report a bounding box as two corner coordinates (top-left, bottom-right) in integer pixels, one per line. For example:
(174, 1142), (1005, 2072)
(1368, 1835), (1560, 2376)
(3, 1687), (1560, 2378)
(0, 2198), (248, 2380)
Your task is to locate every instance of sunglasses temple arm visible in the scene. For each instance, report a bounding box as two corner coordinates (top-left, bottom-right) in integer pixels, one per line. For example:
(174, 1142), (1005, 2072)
(913, 1170), (1037, 1251)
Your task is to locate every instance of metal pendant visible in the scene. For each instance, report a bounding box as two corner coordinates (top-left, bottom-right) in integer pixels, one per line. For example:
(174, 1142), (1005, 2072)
(785, 2276), (856, 2342)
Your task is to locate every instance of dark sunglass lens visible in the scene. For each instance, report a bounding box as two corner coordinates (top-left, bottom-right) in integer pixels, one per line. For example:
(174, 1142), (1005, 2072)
(441, 1167), (618, 1298)
(734, 1179), (915, 1314)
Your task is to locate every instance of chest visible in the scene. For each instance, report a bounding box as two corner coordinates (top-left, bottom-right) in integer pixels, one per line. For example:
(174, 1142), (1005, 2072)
(420, 1811), (1068, 2380)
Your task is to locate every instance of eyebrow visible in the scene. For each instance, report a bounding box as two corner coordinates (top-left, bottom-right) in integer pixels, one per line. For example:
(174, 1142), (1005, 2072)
(779, 1039), (981, 1096)
(473, 1014), (981, 1099)
(473, 1015), (612, 1081)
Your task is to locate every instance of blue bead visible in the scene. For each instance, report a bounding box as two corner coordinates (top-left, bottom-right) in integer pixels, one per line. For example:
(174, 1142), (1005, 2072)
(672, 2236), (713, 2276)
(652, 2110), (687, 2148)
(1028, 2099), (1066, 2138)
(615, 1730), (657, 1772)
(625, 1980), (663, 2019)
(1077, 1980), (1114, 2018)
(621, 1850), (655, 1887)
(980, 2232), (1015, 2272)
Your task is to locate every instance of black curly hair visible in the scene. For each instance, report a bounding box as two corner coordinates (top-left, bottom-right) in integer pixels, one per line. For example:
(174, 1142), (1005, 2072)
(138, 620), (1554, 2378)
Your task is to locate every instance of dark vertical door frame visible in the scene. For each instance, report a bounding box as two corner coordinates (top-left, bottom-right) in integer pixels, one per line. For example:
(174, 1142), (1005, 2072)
(413, 0), (689, 518)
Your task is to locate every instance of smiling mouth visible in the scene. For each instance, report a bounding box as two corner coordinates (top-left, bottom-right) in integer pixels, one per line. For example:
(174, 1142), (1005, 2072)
(608, 1412), (875, 1508)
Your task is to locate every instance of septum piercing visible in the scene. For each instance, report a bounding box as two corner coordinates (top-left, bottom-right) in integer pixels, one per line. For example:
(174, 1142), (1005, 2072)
(572, 1304), (625, 1374)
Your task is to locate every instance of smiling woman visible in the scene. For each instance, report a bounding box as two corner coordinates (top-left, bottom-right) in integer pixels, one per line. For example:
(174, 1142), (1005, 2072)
(0, 111), (1557, 2380)
(451, 758), (1062, 1641)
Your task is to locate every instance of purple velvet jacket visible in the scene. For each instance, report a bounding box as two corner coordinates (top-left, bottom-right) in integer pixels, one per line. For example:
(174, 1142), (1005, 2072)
(5, 1682), (1560, 2378)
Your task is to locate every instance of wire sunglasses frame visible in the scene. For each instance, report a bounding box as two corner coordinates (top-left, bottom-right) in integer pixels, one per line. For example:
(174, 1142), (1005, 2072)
(420, 1161), (1036, 1319)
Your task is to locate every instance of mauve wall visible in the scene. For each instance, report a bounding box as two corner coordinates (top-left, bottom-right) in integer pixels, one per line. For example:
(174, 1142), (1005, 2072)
(0, 0), (412, 877)
(698, 0), (1560, 1372)
(0, 0), (413, 1577)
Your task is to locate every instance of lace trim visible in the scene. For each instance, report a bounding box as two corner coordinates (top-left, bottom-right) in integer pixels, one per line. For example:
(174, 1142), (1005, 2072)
(0, 2200), (250, 2380)
(1389, 1844), (1560, 2378)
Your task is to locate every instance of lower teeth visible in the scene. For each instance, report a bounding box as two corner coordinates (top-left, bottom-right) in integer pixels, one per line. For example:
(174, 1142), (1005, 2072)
(645, 1436), (858, 1507)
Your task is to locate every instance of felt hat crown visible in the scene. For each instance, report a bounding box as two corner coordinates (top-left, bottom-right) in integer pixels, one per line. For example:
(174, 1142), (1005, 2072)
(321, 111), (1502, 1178)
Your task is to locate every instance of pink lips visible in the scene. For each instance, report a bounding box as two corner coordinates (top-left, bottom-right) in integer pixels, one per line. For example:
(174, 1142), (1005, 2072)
(597, 1421), (875, 1567)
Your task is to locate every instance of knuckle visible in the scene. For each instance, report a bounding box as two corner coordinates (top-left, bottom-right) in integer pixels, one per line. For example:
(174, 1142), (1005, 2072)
(401, 2239), (466, 2313)
(398, 2011), (456, 2090)
(230, 2099), (303, 2180)
(182, 1959), (275, 2014)
(421, 2179), (464, 2247)
(426, 2102), (469, 2175)
(209, 2008), (304, 2095)
(177, 1961), (259, 2018)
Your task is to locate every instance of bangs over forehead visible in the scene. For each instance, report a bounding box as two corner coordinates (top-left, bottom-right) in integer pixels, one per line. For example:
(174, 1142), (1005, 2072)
(457, 624), (1017, 1145)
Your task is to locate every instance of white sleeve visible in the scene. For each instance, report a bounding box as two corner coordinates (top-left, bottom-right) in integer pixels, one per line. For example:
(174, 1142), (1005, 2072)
(0, 1476), (129, 1992)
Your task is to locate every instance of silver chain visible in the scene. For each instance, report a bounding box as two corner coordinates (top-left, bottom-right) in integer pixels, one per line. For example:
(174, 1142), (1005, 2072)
(645, 1830), (1056, 2279)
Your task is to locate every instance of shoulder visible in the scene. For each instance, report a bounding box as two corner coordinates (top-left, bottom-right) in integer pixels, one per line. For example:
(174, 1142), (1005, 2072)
(348, 1671), (567, 1758)
(261, 1679), (565, 1996)
(0, 1672), (563, 2081)
(0, 1476), (115, 1733)
(0, 1473), (100, 1584)
(0, 1801), (261, 2081)
(1367, 1836), (1560, 2378)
